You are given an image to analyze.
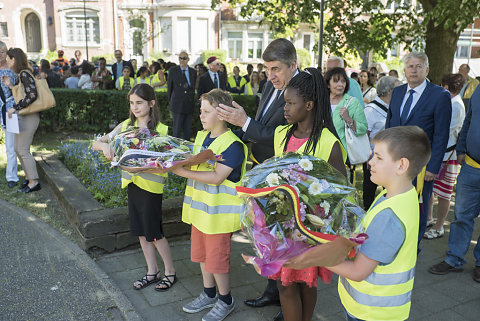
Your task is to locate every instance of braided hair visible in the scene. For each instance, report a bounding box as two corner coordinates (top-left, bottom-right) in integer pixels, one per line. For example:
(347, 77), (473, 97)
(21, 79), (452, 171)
(282, 67), (337, 155)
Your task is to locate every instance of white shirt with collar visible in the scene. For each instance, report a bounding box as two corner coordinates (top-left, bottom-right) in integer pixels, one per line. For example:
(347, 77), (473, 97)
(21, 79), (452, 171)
(242, 69), (300, 131)
(399, 79), (427, 119)
(208, 70), (219, 88)
(364, 96), (388, 140)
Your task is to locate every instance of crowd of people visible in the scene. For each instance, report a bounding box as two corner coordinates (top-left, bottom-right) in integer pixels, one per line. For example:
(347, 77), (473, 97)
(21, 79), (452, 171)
(2, 37), (480, 321)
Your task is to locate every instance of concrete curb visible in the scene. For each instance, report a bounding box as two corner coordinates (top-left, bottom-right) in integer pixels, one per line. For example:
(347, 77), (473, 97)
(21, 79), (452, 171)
(1, 199), (143, 321)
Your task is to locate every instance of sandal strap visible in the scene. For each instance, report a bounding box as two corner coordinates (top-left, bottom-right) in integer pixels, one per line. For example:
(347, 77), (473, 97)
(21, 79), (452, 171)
(157, 274), (176, 288)
(137, 272), (160, 285)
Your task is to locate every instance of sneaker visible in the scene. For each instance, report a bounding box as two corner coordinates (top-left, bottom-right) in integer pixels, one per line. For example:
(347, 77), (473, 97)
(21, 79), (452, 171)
(183, 292), (218, 313)
(202, 297), (235, 321)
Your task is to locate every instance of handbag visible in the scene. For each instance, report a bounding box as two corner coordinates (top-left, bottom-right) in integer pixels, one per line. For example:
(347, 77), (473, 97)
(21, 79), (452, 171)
(12, 70), (56, 116)
(343, 98), (371, 165)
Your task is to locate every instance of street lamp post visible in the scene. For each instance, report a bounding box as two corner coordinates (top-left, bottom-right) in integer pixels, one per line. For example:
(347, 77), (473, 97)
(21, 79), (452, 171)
(318, 0), (325, 69)
(83, 0), (89, 61)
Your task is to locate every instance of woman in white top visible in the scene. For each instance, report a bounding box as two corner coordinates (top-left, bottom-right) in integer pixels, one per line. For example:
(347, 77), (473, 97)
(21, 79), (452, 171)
(77, 62), (94, 90)
(362, 76), (402, 210)
(359, 70), (377, 104)
(425, 73), (466, 239)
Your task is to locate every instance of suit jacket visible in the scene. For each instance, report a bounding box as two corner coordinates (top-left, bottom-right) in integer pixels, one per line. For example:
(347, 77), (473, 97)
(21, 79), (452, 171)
(167, 65), (197, 114)
(240, 81), (288, 163)
(197, 71), (227, 104)
(112, 60), (134, 82)
(386, 81), (452, 174)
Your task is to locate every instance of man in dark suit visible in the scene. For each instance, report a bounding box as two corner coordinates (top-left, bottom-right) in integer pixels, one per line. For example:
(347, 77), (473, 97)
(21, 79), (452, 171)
(216, 38), (298, 320)
(197, 56), (226, 104)
(386, 51), (451, 247)
(111, 50), (134, 83)
(167, 51), (197, 140)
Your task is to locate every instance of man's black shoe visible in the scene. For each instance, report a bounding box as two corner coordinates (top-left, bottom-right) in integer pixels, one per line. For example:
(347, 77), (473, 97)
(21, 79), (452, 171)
(473, 266), (480, 283)
(428, 261), (463, 275)
(244, 295), (280, 308)
(7, 181), (17, 188)
(273, 310), (284, 321)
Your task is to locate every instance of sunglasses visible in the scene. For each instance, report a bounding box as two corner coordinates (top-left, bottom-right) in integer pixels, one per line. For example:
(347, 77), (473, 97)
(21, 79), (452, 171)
(179, 57), (188, 60)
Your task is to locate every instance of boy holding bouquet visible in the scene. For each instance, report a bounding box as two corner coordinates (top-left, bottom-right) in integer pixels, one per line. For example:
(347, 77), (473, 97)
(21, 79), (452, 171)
(285, 126), (431, 321)
(172, 89), (247, 321)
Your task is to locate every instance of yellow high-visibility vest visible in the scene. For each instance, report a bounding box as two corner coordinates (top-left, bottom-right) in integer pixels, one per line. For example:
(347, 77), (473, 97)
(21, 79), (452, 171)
(227, 76), (247, 93)
(338, 187), (419, 321)
(120, 119), (168, 194)
(119, 77), (135, 90)
(182, 129), (248, 234)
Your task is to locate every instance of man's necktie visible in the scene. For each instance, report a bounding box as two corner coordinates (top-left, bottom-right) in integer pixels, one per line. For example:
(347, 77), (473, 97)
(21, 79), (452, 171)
(400, 89), (415, 125)
(182, 69), (189, 87)
(213, 73), (219, 88)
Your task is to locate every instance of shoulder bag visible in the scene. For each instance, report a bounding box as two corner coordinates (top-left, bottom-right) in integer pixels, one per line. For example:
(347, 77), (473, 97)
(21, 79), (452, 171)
(343, 97), (371, 165)
(12, 70), (56, 115)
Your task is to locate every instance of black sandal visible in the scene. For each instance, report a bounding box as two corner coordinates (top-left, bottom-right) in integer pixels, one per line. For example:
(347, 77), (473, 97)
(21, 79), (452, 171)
(155, 274), (177, 292)
(133, 272), (161, 290)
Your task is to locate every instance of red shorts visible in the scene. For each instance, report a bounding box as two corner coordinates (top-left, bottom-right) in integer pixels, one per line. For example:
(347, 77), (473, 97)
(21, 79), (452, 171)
(190, 226), (232, 274)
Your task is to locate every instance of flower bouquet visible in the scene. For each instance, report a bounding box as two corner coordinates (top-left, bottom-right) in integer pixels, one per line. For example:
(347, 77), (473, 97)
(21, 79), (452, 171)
(237, 153), (368, 277)
(109, 127), (220, 173)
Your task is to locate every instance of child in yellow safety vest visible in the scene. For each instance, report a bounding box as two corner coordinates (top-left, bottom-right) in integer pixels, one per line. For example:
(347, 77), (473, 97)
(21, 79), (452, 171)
(92, 84), (177, 292)
(285, 125), (432, 321)
(270, 68), (347, 321)
(135, 66), (152, 86)
(171, 89), (247, 321)
(116, 66), (135, 90)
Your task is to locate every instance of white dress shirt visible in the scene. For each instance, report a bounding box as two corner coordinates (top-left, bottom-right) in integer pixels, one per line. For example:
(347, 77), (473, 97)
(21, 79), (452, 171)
(208, 70), (219, 88)
(399, 79), (427, 119)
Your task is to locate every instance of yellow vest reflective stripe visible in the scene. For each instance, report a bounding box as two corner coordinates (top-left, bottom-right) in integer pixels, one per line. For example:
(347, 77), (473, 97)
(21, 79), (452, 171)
(119, 77), (135, 90)
(338, 187), (419, 320)
(120, 119), (169, 194)
(228, 76), (247, 90)
(182, 129), (248, 234)
(135, 77), (152, 86)
(273, 125), (347, 163)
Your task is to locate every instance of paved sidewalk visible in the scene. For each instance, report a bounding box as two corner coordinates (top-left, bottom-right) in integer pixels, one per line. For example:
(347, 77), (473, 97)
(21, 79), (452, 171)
(96, 221), (480, 321)
(0, 199), (141, 321)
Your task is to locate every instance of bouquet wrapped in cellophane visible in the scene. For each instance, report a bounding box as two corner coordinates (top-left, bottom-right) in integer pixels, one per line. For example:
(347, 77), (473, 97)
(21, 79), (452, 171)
(237, 153), (368, 277)
(109, 127), (221, 173)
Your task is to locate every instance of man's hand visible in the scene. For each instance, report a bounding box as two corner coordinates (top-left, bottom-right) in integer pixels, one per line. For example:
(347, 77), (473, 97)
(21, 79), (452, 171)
(216, 101), (248, 127)
(457, 154), (465, 165)
(424, 171), (436, 181)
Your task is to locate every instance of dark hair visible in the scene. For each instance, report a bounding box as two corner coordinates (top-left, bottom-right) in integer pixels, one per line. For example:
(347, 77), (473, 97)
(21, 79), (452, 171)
(350, 72), (359, 79)
(262, 38), (297, 66)
(71, 66), (79, 75)
(7, 48), (32, 74)
(389, 69), (399, 77)
(247, 64), (253, 70)
(40, 59), (51, 72)
(200, 88), (233, 109)
(136, 66), (149, 78)
(98, 57), (106, 63)
(128, 84), (161, 130)
(80, 61), (95, 76)
(150, 62), (161, 74)
(62, 65), (70, 72)
(441, 73), (465, 95)
(282, 67), (338, 155)
(372, 126), (431, 179)
(325, 67), (350, 94)
(360, 70), (374, 87)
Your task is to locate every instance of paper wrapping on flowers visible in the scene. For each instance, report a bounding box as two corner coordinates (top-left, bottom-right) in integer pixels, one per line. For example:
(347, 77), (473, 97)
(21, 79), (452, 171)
(109, 127), (221, 173)
(236, 153), (368, 277)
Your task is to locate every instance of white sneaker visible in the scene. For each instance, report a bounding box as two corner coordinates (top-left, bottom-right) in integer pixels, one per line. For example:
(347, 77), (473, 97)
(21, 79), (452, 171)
(183, 292), (218, 313)
(202, 297), (235, 321)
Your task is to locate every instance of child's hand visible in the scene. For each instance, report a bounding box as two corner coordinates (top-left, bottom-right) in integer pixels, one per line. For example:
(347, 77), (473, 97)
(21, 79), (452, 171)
(102, 145), (114, 161)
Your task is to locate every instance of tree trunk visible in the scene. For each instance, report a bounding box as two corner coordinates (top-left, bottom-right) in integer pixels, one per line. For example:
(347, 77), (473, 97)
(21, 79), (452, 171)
(424, 21), (460, 85)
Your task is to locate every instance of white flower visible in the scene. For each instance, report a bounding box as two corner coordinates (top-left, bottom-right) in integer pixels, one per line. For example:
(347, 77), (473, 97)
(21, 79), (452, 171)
(266, 173), (281, 186)
(298, 158), (313, 171)
(308, 182), (322, 195)
(320, 201), (330, 215)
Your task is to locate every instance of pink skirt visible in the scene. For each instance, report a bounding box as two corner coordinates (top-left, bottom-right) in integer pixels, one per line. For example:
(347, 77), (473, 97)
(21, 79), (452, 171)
(433, 160), (459, 200)
(269, 266), (333, 288)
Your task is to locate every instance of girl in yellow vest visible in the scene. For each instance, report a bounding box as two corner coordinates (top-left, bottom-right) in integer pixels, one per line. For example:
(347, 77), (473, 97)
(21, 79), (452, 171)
(116, 66), (135, 90)
(171, 89), (247, 321)
(92, 84), (177, 292)
(135, 66), (152, 86)
(284, 126), (432, 321)
(269, 68), (347, 321)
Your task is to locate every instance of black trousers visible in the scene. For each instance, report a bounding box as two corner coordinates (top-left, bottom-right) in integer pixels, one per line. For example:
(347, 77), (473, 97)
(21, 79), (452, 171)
(172, 112), (193, 140)
(362, 162), (377, 210)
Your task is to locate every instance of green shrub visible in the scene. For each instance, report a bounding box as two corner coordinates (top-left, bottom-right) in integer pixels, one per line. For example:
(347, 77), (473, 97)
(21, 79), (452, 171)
(43, 89), (257, 135)
(201, 49), (227, 64)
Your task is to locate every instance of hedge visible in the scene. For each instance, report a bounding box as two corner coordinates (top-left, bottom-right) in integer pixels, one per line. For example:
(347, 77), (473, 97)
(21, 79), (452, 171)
(42, 89), (257, 135)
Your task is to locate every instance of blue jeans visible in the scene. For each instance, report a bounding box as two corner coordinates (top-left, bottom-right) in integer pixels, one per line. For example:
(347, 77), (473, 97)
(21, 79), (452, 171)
(445, 163), (480, 268)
